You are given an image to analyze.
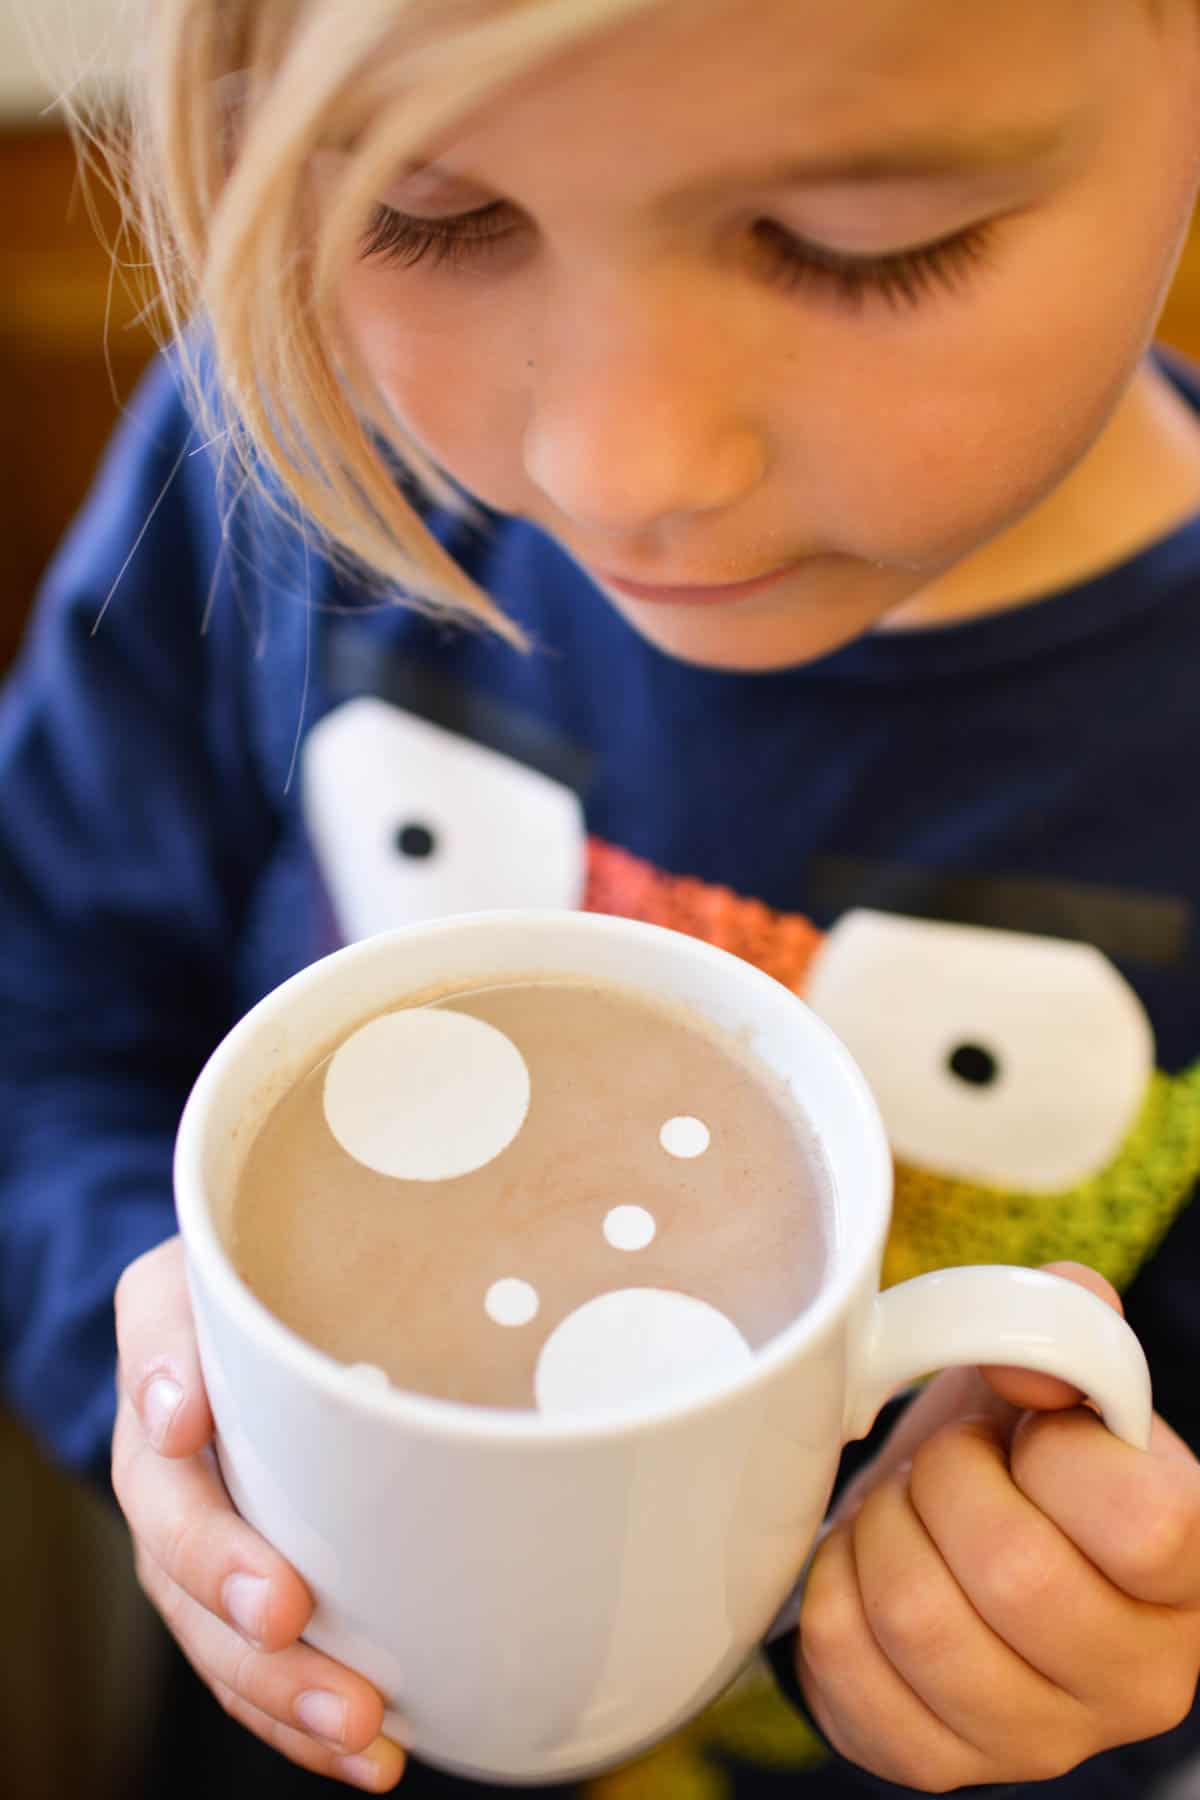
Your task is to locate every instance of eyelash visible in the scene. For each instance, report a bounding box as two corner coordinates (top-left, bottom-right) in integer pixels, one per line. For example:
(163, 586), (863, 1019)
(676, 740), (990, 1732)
(361, 202), (516, 270)
(751, 218), (991, 309)
(360, 201), (992, 311)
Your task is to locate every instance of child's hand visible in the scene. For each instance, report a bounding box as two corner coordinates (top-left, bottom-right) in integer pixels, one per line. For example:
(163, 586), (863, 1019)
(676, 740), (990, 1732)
(111, 1237), (407, 1793)
(796, 1262), (1200, 1791)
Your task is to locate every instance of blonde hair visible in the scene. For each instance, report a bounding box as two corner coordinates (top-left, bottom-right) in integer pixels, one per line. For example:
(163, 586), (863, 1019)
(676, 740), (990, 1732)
(76, 0), (660, 636)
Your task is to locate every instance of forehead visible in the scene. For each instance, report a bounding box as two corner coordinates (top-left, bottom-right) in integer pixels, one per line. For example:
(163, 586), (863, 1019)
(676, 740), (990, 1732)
(421, 0), (1134, 201)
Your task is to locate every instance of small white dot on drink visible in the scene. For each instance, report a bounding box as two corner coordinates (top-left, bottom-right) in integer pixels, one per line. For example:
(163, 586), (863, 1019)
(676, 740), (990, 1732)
(604, 1205), (657, 1251)
(344, 1363), (390, 1392)
(659, 1115), (711, 1158)
(485, 1278), (540, 1327)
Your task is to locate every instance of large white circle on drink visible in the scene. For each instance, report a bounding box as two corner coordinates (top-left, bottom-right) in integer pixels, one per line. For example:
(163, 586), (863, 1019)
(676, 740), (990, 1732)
(535, 1289), (752, 1416)
(323, 1008), (530, 1179)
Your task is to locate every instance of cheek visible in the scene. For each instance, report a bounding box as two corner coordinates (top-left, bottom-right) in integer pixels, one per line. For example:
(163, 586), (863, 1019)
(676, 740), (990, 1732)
(824, 377), (1107, 572)
(340, 269), (530, 508)
(802, 257), (1161, 571)
(816, 154), (1197, 571)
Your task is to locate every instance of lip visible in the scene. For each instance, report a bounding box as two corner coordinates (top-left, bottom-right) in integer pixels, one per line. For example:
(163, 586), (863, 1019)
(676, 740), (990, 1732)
(593, 562), (797, 606)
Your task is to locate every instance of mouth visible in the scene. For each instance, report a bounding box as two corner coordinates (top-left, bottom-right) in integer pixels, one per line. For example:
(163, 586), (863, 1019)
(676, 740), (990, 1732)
(591, 562), (797, 607)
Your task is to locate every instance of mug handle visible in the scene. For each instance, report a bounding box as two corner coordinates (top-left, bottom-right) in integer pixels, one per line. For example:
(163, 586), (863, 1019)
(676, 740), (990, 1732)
(766, 1264), (1152, 1644)
(844, 1264), (1153, 1450)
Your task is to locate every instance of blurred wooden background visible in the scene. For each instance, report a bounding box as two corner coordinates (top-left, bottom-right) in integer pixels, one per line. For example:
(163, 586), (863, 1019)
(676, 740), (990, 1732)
(3, 121), (1200, 1800)
(0, 128), (168, 1800)
(0, 129), (156, 671)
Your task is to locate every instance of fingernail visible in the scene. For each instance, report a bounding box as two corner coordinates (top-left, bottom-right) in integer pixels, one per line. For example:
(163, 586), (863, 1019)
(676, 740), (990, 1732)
(143, 1377), (183, 1449)
(337, 1739), (406, 1791)
(295, 1689), (348, 1747)
(222, 1572), (269, 1643)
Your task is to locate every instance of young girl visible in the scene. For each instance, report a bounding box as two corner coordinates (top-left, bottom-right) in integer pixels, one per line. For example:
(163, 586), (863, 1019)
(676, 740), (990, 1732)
(5, 0), (1200, 1794)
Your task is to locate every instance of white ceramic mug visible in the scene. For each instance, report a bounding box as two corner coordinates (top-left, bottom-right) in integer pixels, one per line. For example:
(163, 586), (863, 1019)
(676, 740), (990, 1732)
(174, 910), (1152, 1785)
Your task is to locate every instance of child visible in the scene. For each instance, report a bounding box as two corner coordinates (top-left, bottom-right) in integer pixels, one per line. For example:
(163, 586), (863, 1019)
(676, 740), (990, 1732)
(4, 0), (1200, 1795)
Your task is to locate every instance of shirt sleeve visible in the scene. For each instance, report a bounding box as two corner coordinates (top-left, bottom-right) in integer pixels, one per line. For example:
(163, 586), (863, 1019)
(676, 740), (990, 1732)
(0, 352), (280, 1485)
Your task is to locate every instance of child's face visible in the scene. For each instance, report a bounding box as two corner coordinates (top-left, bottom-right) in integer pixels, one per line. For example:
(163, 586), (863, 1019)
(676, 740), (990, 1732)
(338, 0), (1200, 670)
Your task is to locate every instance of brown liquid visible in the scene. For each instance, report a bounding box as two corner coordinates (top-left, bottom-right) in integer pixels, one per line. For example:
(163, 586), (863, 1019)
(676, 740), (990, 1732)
(231, 978), (831, 1410)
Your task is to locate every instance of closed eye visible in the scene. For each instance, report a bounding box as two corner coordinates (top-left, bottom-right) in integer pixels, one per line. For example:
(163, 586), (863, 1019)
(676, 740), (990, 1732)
(751, 217), (994, 309)
(360, 199), (995, 311)
(361, 200), (518, 269)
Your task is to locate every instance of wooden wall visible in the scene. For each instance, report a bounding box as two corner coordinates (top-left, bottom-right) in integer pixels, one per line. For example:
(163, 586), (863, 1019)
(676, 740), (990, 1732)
(0, 130), (157, 670)
(1163, 224), (1200, 360)
(0, 126), (163, 1800)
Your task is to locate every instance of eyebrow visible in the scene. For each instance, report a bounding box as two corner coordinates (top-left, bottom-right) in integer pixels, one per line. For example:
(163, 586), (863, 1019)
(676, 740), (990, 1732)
(403, 119), (1076, 206)
(713, 121), (1075, 188)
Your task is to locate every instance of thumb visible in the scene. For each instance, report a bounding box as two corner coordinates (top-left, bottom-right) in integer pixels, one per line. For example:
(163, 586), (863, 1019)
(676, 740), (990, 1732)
(114, 1235), (215, 1457)
(977, 1259), (1125, 1414)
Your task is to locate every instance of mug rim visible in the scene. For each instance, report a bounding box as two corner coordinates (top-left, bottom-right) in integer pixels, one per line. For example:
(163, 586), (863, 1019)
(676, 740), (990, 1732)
(174, 909), (893, 1445)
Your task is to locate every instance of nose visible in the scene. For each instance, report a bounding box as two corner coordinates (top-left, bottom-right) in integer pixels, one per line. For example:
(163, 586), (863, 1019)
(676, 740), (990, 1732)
(521, 266), (768, 537)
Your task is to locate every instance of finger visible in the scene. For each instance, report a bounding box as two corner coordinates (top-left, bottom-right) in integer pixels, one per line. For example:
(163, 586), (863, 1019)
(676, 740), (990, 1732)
(978, 1262), (1123, 1415)
(136, 1550), (392, 1770)
(798, 1511), (989, 1792)
(851, 1462), (1092, 1774)
(112, 1386), (312, 1654)
(909, 1414), (1171, 1716)
(1011, 1404), (1200, 1609)
(831, 1365), (1018, 1525)
(205, 1686), (404, 1794)
(114, 1236), (213, 1456)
